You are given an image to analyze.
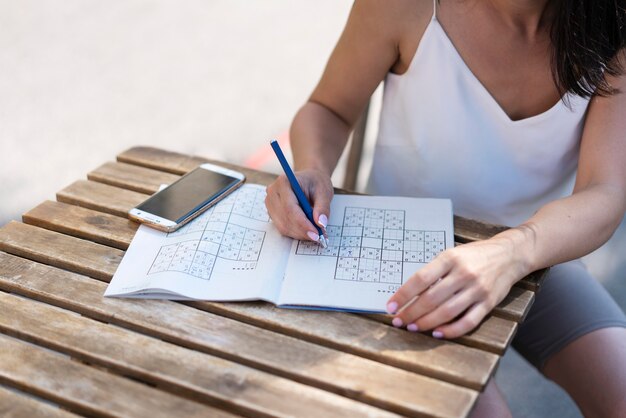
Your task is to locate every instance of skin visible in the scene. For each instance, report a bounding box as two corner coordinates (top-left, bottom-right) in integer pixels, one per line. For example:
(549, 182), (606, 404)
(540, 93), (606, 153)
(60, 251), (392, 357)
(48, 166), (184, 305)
(265, 0), (626, 415)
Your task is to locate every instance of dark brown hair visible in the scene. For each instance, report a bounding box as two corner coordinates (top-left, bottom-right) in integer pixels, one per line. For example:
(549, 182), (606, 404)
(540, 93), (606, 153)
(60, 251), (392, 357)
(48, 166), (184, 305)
(551, 0), (626, 97)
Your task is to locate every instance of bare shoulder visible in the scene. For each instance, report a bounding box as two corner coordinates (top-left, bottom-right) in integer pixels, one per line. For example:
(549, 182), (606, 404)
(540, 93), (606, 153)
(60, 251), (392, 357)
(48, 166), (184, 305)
(351, 0), (434, 74)
(309, 0), (434, 125)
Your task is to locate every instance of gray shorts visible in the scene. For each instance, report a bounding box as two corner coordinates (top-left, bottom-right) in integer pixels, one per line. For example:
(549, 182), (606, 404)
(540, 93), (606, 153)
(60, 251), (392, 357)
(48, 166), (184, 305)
(512, 260), (626, 370)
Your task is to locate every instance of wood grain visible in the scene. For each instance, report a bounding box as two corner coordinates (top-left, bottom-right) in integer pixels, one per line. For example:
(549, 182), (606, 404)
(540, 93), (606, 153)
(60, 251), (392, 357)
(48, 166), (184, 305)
(0, 334), (234, 418)
(57, 180), (149, 217)
(0, 291), (402, 418)
(188, 300), (499, 390)
(23, 200), (137, 250)
(492, 286), (535, 322)
(0, 252), (478, 418)
(0, 221), (121, 281)
(0, 220), (498, 390)
(117, 146), (276, 185)
(0, 385), (79, 418)
(88, 161), (179, 194)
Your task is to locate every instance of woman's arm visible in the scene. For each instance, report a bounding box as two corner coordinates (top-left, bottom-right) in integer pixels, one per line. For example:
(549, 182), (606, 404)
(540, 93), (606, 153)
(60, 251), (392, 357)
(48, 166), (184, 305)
(266, 0), (430, 240)
(388, 53), (626, 338)
(521, 57), (626, 269)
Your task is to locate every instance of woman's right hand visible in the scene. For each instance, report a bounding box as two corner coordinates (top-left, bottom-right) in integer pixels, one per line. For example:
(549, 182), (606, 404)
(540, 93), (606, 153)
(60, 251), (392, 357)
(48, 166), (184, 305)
(265, 168), (333, 242)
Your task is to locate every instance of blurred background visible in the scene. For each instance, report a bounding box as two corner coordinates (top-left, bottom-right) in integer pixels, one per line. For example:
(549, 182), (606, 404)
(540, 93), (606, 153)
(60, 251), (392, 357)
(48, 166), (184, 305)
(1, 2), (624, 417)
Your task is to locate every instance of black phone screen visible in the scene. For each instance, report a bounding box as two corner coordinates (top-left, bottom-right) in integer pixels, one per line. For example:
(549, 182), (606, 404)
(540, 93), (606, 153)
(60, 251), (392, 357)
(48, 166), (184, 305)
(136, 167), (241, 223)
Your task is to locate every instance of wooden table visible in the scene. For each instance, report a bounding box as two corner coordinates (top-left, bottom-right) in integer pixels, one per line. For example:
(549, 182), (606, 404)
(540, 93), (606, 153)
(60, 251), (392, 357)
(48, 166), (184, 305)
(0, 147), (546, 418)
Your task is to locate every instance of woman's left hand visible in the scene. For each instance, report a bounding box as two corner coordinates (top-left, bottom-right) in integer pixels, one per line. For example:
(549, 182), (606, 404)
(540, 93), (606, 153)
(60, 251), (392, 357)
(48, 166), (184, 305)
(386, 235), (530, 339)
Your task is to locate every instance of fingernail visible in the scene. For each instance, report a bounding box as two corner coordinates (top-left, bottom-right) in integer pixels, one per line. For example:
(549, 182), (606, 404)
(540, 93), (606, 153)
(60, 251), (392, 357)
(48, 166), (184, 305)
(407, 323), (419, 332)
(318, 214), (328, 228)
(392, 317), (403, 328)
(432, 331), (444, 339)
(386, 301), (398, 314)
(306, 231), (319, 242)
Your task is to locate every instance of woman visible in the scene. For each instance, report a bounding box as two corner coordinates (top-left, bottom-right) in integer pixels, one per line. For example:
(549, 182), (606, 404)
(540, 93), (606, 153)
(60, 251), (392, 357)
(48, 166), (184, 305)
(264, 1), (626, 416)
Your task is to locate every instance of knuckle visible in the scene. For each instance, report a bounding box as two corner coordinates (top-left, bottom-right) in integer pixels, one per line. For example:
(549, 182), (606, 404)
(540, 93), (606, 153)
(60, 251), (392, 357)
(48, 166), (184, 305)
(474, 282), (489, 298)
(464, 316), (479, 330)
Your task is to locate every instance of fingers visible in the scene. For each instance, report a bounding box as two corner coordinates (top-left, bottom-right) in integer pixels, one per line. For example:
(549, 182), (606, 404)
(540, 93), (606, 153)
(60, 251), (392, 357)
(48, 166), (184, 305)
(265, 173), (329, 241)
(432, 302), (490, 339)
(386, 253), (453, 314)
(393, 273), (466, 327)
(310, 181), (333, 233)
(404, 288), (476, 332)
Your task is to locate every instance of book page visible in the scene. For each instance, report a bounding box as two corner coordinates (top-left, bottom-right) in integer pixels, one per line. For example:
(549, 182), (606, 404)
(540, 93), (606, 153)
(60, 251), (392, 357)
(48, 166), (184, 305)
(277, 195), (454, 312)
(105, 184), (291, 301)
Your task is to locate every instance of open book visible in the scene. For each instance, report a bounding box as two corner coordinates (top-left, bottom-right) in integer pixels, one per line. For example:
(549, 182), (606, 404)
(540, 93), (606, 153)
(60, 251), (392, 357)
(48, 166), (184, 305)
(105, 184), (454, 313)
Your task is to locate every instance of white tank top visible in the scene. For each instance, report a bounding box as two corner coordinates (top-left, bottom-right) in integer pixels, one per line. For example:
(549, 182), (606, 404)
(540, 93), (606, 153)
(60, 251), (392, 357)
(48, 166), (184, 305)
(366, 0), (590, 226)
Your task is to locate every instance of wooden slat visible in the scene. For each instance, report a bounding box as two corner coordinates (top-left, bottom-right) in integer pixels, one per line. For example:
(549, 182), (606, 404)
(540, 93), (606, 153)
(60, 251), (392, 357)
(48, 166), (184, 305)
(516, 269), (547, 291)
(455, 316), (517, 355)
(117, 146), (213, 174)
(0, 292), (401, 418)
(0, 253), (477, 418)
(363, 314), (516, 355)
(452, 216), (510, 243)
(57, 180), (148, 217)
(492, 286), (535, 322)
(0, 385), (79, 418)
(0, 222), (499, 390)
(0, 334), (234, 418)
(23, 200), (137, 250)
(188, 301), (499, 390)
(117, 146), (277, 185)
(0, 221), (121, 281)
(88, 162), (180, 194)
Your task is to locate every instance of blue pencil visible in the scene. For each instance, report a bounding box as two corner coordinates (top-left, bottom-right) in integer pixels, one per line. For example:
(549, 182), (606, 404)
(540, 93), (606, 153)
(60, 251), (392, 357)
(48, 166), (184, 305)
(270, 139), (328, 248)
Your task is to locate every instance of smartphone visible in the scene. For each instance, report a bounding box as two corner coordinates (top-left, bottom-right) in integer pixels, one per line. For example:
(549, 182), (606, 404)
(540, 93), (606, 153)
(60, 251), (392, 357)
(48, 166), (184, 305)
(128, 163), (245, 232)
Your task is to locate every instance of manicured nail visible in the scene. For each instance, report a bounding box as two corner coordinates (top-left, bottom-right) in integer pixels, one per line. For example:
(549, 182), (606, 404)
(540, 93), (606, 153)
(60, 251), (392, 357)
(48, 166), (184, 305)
(318, 214), (328, 228)
(432, 331), (444, 339)
(407, 323), (419, 332)
(392, 317), (403, 328)
(386, 301), (398, 314)
(306, 231), (319, 242)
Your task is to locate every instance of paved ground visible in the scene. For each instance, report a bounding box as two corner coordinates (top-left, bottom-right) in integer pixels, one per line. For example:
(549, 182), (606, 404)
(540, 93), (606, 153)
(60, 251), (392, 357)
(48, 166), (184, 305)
(1, 2), (624, 417)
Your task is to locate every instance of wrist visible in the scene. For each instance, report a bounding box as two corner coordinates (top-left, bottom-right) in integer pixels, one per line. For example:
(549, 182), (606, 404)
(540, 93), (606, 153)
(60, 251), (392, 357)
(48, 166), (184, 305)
(293, 162), (333, 177)
(492, 224), (538, 282)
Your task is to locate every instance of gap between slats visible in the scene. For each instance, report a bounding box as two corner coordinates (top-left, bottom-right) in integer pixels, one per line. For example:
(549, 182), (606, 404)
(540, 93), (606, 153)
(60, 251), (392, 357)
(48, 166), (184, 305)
(0, 383), (80, 418)
(0, 252), (477, 418)
(0, 290), (406, 418)
(0, 224), (496, 392)
(0, 334), (233, 418)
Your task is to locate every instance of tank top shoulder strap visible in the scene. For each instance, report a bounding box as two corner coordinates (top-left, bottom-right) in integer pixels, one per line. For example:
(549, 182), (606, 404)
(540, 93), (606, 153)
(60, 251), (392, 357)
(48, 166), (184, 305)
(432, 0), (438, 21)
